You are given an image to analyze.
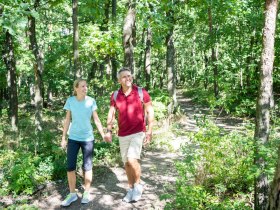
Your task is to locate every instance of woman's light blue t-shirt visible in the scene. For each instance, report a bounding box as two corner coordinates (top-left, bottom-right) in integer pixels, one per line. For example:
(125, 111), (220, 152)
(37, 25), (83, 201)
(63, 96), (97, 141)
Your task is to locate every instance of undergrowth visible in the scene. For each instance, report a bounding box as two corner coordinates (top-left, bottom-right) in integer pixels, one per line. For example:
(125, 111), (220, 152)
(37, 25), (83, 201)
(162, 116), (279, 210)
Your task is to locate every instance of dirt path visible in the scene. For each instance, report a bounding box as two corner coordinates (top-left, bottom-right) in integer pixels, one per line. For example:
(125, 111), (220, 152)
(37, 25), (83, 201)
(1, 90), (247, 210)
(176, 89), (247, 133)
(24, 149), (179, 210)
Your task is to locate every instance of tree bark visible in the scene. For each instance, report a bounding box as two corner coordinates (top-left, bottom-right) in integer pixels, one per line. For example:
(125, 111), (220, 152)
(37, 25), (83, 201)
(0, 6), (5, 117)
(27, 0), (44, 132)
(72, 0), (80, 78)
(102, 0), (110, 31)
(204, 51), (209, 89)
(166, 31), (177, 114)
(102, 0), (111, 80)
(112, 0), (117, 20)
(207, 6), (219, 98)
(166, 7), (177, 115)
(254, 0), (278, 209)
(123, 0), (136, 74)
(88, 60), (98, 81)
(111, 0), (117, 81)
(3, 30), (18, 131)
(111, 57), (118, 82)
(144, 27), (152, 90)
(269, 145), (280, 210)
(135, 27), (146, 85)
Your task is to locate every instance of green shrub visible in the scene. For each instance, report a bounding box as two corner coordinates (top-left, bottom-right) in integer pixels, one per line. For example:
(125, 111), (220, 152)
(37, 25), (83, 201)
(163, 183), (252, 210)
(0, 150), (17, 196)
(0, 150), (63, 195)
(190, 120), (255, 192)
(8, 153), (40, 195)
(163, 118), (256, 209)
(50, 146), (67, 180)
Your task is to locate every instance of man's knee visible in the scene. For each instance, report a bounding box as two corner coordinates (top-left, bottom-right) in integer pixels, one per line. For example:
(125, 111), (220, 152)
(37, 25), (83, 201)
(126, 158), (139, 167)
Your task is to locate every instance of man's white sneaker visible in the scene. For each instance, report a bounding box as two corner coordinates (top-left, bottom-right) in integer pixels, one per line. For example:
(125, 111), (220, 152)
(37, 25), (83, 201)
(132, 183), (143, 202)
(61, 193), (78, 207)
(122, 188), (133, 203)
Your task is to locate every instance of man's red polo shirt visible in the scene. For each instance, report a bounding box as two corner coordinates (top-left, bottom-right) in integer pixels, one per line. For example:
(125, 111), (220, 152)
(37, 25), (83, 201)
(110, 85), (151, 137)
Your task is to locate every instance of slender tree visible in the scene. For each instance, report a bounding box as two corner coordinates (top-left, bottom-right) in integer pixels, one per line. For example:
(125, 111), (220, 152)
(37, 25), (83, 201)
(1, 4), (18, 132)
(123, 0), (136, 74)
(142, 1), (153, 90)
(0, 5), (6, 117)
(254, 0), (278, 209)
(166, 2), (177, 114)
(144, 27), (152, 90)
(111, 0), (118, 81)
(27, 0), (44, 131)
(112, 0), (117, 19)
(207, 6), (218, 98)
(72, 0), (80, 78)
(102, 0), (112, 80)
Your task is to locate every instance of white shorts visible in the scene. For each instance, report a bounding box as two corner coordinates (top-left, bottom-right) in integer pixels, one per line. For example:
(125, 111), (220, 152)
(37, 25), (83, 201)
(119, 132), (145, 163)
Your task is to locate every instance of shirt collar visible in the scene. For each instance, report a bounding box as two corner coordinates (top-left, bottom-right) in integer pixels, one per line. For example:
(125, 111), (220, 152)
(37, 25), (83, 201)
(119, 84), (137, 95)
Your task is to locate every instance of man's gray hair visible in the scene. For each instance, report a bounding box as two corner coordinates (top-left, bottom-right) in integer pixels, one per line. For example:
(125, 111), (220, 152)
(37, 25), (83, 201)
(117, 67), (132, 79)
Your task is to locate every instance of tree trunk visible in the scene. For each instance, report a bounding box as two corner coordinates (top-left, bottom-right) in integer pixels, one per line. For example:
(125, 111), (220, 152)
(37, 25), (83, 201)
(111, 57), (118, 82)
(246, 29), (256, 89)
(204, 51), (209, 89)
(166, 7), (177, 115)
(3, 30), (18, 131)
(207, 6), (218, 98)
(144, 27), (152, 90)
(102, 0), (111, 80)
(72, 0), (80, 78)
(88, 60), (98, 81)
(0, 6), (5, 117)
(46, 83), (53, 106)
(99, 63), (105, 83)
(111, 0), (117, 82)
(135, 27), (146, 84)
(112, 0), (117, 20)
(0, 88), (3, 117)
(123, 0), (136, 74)
(166, 31), (177, 114)
(105, 57), (112, 80)
(254, 0), (278, 209)
(102, 0), (110, 31)
(269, 145), (280, 210)
(27, 0), (44, 132)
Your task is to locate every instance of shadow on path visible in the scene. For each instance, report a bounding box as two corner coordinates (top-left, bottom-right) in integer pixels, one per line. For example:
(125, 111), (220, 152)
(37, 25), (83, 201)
(28, 150), (179, 210)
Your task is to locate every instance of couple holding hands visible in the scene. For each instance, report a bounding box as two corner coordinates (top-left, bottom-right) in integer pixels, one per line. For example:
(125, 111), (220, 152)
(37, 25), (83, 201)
(60, 67), (154, 207)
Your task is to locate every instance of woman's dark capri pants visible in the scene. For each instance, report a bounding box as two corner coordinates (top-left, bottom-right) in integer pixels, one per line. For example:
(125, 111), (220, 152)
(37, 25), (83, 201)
(67, 139), (94, 172)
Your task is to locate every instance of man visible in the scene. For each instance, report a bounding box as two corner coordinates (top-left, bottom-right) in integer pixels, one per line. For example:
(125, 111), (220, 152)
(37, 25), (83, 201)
(105, 67), (154, 203)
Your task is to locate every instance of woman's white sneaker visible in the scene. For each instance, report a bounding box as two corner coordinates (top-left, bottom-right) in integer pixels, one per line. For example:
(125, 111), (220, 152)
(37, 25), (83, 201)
(61, 193), (78, 207)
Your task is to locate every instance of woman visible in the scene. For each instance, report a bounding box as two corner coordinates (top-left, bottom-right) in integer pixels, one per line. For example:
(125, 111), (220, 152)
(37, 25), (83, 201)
(60, 79), (106, 206)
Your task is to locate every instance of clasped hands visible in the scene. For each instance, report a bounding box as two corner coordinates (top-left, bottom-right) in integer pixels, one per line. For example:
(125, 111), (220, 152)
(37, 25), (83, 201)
(103, 132), (152, 145)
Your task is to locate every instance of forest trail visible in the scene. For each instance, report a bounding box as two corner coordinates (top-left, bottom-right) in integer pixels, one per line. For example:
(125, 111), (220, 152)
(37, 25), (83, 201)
(2, 90), (246, 210)
(176, 89), (247, 133)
